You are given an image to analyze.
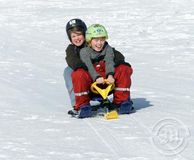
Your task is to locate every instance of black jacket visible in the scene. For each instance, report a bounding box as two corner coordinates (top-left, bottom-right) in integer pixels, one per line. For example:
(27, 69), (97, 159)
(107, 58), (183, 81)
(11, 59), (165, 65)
(65, 43), (131, 71)
(65, 43), (87, 70)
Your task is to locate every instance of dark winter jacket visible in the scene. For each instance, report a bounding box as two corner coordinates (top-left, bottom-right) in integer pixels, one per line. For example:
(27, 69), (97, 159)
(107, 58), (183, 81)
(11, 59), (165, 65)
(65, 43), (87, 70)
(65, 42), (131, 71)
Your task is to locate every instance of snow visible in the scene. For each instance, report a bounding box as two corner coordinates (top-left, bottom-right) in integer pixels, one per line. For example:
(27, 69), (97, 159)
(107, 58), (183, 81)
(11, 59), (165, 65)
(0, 0), (194, 159)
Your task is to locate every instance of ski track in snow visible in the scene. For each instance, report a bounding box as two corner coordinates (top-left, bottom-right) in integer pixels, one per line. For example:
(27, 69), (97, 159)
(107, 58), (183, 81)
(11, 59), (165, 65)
(0, 0), (194, 159)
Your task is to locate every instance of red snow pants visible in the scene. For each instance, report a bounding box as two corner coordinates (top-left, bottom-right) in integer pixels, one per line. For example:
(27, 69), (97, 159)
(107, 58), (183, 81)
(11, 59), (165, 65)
(72, 61), (133, 110)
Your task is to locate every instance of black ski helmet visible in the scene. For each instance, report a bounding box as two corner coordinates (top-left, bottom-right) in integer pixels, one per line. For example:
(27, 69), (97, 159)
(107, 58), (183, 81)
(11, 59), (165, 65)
(66, 18), (87, 41)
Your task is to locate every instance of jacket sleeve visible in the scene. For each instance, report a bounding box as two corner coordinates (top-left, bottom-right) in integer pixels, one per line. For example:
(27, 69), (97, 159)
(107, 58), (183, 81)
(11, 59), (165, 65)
(80, 47), (100, 81)
(104, 45), (115, 77)
(113, 48), (131, 67)
(65, 45), (87, 70)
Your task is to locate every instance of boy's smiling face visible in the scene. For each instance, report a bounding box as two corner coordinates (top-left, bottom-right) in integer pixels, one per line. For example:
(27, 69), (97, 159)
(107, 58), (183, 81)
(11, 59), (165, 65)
(90, 37), (106, 52)
(70, 31), (85, 47)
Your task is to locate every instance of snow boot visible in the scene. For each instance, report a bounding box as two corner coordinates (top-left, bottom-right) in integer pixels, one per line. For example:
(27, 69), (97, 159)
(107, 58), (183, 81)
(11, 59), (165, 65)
(118, 99), (134, 114)
(78, 104), (92, 118)
(68, 109), (79, 117)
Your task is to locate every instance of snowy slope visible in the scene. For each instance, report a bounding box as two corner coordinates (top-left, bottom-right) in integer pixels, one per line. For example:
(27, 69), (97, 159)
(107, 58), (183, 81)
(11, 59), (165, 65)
(0, 0), (194, 159)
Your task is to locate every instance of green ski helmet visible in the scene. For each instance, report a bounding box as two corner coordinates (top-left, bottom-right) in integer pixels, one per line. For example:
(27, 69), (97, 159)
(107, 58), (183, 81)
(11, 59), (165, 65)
(86, 24), (108, 43)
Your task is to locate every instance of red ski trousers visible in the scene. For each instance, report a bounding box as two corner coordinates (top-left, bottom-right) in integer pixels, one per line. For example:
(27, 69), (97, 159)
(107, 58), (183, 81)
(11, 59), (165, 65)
(72, 64), (133, 110)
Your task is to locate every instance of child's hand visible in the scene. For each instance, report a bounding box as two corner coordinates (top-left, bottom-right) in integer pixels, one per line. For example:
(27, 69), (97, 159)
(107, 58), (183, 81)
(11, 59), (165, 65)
(106, 75), (115, 84)
(96, 77), (104, 84)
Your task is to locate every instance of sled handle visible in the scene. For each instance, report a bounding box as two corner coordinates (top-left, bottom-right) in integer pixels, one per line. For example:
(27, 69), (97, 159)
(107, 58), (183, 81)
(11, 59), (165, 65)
(90, 79), (115, 99)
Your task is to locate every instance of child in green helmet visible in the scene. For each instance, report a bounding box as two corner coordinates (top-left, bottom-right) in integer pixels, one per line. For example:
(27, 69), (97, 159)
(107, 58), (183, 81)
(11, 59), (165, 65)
(71, 24), (133, 118)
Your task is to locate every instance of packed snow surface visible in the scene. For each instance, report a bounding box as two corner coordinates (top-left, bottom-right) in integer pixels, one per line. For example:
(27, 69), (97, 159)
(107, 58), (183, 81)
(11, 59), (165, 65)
(0, 0), (194, 159)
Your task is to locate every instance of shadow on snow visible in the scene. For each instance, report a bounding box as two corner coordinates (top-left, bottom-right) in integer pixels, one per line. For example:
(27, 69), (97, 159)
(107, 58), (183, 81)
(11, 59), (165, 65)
(132, 98), (153, 111)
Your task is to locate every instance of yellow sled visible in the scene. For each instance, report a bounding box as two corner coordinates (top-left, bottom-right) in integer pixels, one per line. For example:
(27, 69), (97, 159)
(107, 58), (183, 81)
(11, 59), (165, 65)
(90, 80), (118, 120)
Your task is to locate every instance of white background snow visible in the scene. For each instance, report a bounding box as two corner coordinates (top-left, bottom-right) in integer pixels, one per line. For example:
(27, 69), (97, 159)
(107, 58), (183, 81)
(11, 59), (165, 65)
(0, 0), (194, 159)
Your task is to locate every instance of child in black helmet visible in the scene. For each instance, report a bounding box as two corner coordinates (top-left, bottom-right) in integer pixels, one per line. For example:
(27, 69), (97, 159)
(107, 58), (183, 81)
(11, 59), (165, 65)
(64, 18), (87, 108)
